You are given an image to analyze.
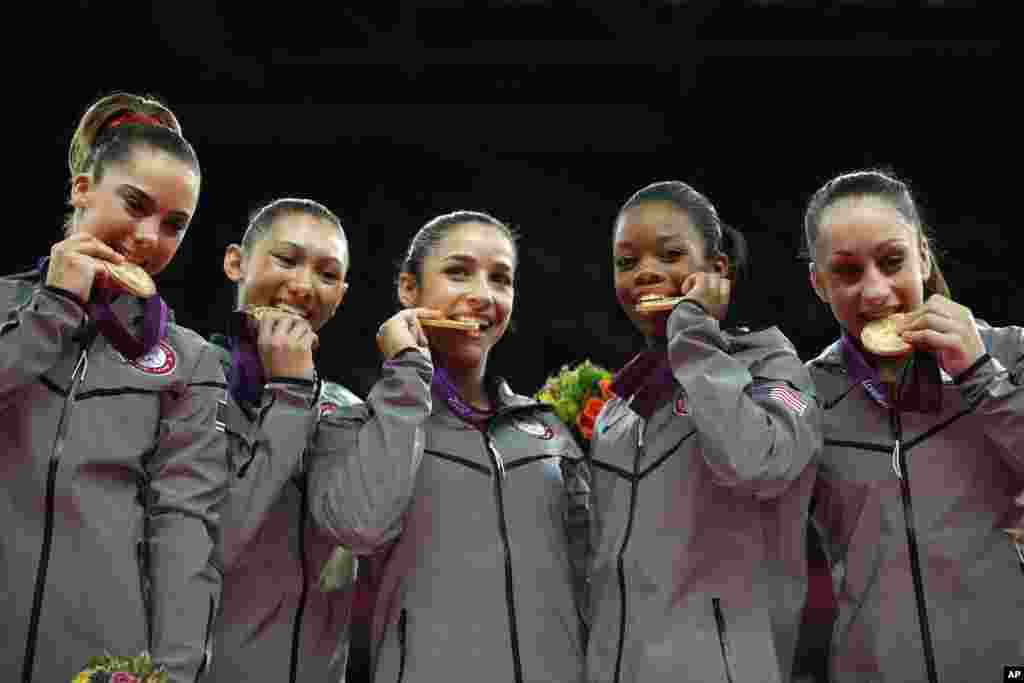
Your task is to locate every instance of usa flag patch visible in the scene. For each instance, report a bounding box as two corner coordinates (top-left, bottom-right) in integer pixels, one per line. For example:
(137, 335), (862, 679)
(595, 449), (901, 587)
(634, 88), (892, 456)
(750, 382), (808, 416)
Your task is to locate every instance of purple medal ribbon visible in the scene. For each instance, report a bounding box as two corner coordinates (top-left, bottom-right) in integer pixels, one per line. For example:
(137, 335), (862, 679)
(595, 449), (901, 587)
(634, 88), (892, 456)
(840, 331), (881, 387)
(35, 256), (168, 362)
(840, 332), (890, 408)
(90, 290), (169, 361)
(431, 365), (494, 429)
(841, 330), (942, 413)
(227, 310), (266, 405)
(610, 347), (677, 420)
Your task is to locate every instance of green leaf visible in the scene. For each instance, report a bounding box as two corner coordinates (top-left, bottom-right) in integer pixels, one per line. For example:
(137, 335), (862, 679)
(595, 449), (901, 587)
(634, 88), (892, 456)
(553, 398), (579, 426)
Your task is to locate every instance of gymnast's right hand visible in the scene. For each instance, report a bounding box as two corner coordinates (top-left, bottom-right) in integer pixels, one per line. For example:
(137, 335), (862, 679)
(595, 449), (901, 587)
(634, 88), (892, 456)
(376, 308), (442, 361)
(46, 233), (124, 301)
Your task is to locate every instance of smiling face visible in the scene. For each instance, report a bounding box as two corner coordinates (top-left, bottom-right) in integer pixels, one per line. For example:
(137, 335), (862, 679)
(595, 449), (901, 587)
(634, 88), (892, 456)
(810, 194), (931, 343)
(399, 221), (516, 371)
(225, 212), (349, 331)
(613, 200), (725, 338)
(68, 147), (200, 275)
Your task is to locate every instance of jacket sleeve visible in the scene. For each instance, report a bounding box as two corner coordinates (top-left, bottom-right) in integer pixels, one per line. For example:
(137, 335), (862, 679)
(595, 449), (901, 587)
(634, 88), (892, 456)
(958, 326), (1024, 478)
(667, 301), (822, 499)
(308, 350), (433, 555)
(0, 281), (87, 404)
(216, 378), (319, 570)
(145, 342), (229, 683)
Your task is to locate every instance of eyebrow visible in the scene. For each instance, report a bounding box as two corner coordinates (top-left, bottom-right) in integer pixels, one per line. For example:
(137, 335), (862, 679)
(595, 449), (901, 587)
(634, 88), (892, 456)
(443, 253), (514, 271)
(615, 233), (688, 249)
(830, 238), (909, 257)
(120, 184), (191, 223)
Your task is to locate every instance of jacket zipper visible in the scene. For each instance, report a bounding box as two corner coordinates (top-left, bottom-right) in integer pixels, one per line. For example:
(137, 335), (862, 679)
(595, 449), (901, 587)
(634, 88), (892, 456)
(288, 475), (311, 683)
(712, 597), (737, 683)
(22, 335), (94, 683)
(889, 406), (938, 683)
(396, 608), (408, 683)
(137, 446), (158, 653)
(484, 435), (523, 683)
(612, 420), (644, 683)
(193, 594), (217, 682)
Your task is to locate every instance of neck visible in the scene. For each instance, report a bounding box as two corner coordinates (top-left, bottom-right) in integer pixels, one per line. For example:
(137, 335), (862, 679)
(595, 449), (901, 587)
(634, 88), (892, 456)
(643, 334), (668, 350)
(441, 358), (490, 411)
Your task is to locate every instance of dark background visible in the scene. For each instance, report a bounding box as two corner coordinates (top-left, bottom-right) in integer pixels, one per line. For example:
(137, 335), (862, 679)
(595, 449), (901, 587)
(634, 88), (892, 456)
(30, 2), (1016, 402)
(25, 2), (1013, 681)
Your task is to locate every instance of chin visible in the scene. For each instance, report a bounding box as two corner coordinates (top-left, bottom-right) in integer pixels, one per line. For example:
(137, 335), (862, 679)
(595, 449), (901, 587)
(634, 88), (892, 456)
(438, 346), (487, 372)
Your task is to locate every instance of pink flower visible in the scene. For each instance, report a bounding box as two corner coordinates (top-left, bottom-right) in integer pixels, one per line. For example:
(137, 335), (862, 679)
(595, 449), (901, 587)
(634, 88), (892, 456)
(111, 673), (140, 683)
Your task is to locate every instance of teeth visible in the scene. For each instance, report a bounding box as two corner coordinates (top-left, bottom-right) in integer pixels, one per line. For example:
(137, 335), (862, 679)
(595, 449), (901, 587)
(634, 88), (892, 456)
(638, 294), (664, 302)
(274, 304), (308, 318)
(454, 316), (490, 328)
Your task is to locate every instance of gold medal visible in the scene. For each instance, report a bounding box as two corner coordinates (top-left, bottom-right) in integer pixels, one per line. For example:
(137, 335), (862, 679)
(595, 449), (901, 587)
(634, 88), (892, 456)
(861, 314), (912, 357)
(103, 261), (156, 298)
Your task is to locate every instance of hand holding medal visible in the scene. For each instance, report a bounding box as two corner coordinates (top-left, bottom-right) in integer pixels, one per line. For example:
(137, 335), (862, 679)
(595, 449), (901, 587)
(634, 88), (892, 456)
(376, 308), (481, 361)
(634, 272), (731, 321)
(46, 233), (156, 300)
(240, 305), (319, 379)
(862, 295), (987, 380)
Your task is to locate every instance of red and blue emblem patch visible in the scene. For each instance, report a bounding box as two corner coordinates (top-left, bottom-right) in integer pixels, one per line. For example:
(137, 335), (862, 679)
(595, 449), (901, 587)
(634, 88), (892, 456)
(127, 340), (176, 376)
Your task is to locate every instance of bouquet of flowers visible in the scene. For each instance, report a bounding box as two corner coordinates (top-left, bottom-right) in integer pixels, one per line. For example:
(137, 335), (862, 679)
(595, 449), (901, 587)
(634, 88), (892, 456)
(535, 360), (614, 445)
(72, 653), (168, 683)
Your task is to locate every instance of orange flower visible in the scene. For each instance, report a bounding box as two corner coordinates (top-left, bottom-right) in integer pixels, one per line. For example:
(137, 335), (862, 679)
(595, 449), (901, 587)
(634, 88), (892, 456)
(576, 397), (606, 441)
(598, 377), (613, 401)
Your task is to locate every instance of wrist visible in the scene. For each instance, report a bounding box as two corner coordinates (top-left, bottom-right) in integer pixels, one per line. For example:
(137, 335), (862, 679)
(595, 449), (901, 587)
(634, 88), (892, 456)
(43, 285), (89, 311)
(953, 353), (991, 385)
(678, 298), (709, 316)
(264, 353), (316, 380)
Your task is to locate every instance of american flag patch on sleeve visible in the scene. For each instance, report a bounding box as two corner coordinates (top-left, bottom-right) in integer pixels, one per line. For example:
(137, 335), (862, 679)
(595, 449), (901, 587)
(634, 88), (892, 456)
(750, 381), (808, 416)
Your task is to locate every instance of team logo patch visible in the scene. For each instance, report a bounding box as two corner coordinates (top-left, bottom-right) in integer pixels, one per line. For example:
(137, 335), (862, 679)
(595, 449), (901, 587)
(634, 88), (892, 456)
(128, 340), (176, 376)
(673, 394), (688, 416)
(512, 416), (554, 440)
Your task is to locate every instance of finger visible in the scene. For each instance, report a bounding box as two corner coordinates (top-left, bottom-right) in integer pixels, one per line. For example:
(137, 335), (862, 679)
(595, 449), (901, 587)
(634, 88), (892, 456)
(295, 326), (317, 349)
(417, 315), (434, 346)
(73, 244), (126, 266)
(72, 237), (126, 264)
(903, 295), (964, 327)
(900, 328), (962, 354)
(679, 274), (700, 297)
(901, 311), (960, 335)
(259, 311), (283, 340)
(924, 292), (955, 309)
(282, 314), (308, 337)
(412, 307), (444, 320)
(92, 264), (111, 290)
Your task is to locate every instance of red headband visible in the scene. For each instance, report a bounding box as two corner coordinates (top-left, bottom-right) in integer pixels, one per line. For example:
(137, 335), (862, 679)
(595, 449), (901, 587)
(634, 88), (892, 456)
(105, 111), (167, 131)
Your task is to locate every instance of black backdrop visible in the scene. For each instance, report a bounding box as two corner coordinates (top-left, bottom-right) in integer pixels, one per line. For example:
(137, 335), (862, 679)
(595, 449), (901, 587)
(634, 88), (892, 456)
(20, 3), (1015, 681)
(28, 3), (1016, 400)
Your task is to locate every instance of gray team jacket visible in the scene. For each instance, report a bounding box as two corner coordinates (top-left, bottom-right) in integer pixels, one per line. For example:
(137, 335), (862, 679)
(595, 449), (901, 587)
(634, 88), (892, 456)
(1, 272), (227, 682)
(809, 323), (1024, 683)
(308, 350), (590, 683)
(206, 335), (362, 683)
(587, 302), (821, 683)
